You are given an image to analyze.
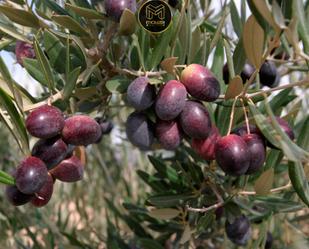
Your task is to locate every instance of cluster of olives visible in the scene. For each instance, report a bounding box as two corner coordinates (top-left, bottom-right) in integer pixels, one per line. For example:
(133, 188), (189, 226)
(223, 60), (279, 88)
(125, 64), (220, 151)
(6, 105), (111, 207)
(125, 63), (294, 177)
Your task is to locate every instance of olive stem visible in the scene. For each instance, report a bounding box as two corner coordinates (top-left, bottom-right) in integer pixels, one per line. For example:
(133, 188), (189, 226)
(241, 99), (250, 134)
(238, 182), (292, 195)
(186, 202), (223, 213)
(247, 79), (309, 98)
(23, 91), (63, 112)
(226, 96), (239, 135)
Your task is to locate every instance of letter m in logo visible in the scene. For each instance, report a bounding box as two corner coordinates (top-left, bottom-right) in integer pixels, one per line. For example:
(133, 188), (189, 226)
(146, 4), (165, 20)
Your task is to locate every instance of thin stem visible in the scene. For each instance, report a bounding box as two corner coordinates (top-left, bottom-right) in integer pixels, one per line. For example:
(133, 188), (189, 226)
(248, 79), (309, 98)
(23, 91), (63, 112)
(227, 96), (239, 135)
(186, 202), (223, 213)
(241, 99), (250, 134)
(238, 182), (292, 195)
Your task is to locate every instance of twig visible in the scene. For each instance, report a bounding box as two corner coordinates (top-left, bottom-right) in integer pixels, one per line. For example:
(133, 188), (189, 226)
(248, 79), (309, 98)
(23, 92), (63, 112)
(227, 96), (239, 135)
(238, 182), (292, 195)
(186, 202), (223, 213)
(241, 99), (250, 134)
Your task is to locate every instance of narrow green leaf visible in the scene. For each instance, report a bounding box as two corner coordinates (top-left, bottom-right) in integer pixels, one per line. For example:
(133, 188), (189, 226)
(0, 170), (15, 185)
(0, 20), (30, 42)
(289, 161), (309, 207)
(233, 38), (246, 75)
(148, 156), (179, 183)
(294, 0), (309, 53)
(63, 67), (81, 100)
(230, 0), (243, 37)
(65, 3), (105, 19)
(148, 208), (180, 220)
(0, 87), (29, 152)
(0, 56), (23, 110)
(51, 15), (89, 36)
(43, 30), (66, 73)
(264, 101), (309, 162)
(297, 117), (309, 151)
(147, 193), (195, 207)
(43, 0), (71, 16)
(0, 5), (40, 28)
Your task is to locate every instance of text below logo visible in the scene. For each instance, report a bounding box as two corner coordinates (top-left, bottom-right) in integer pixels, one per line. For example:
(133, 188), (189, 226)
(138, 0), (172, 34)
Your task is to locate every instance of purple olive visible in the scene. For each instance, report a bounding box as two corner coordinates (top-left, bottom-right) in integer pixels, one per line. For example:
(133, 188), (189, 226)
(191, 126), (221, 160)
(155, 120), (182, 150)
(155, 80), (187, 121)
(181, 64), (220, 102)
(31, 173), (54, 207)
(179, 101), (212, 139)
(15, 156), (48, 194)
(243, 134), (266, 174)
(26, 105), (65, 139)
(31, 136), (68, 170)
(125, 112), (154, 150)
(215, 135), (250, 176)
(127, 77), (156, 111)
(5, 185), (33, 206)
(50, 156), (84, 182)
(225, 215), (251, 246)
(62, 115), (102, 146)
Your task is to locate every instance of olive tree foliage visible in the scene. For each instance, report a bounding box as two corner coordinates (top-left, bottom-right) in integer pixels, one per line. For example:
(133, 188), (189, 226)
(0, 0), (308, 248)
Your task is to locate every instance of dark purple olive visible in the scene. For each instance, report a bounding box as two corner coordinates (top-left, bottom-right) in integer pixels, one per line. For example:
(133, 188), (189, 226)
(155, 120), (182, 150)
(243, 134), (266, 174)
(15, 41), (35, 66)
(155, 80), (187, 121)
(15, 156), (48, 194)
(260, 61), (279, 88)
(191, 126), (221, 160)
(5, 185), (33, 206)
(181, 64), (220, 102)
(125, 112), (154, 150)
(62, 115), (102, 146)
(31, 136), (68, 170)
(50, 156), (84, 182)
(31, 173), (54, 207)
(223, 63), (255, 84)
(225, 215), (251, 246)
(179, 101), (212, 139)
(26, 105), (65, 139)
(232, 124), (262, 137)
(127, 77), (156, 111)
(215, 134), (250, 176)
(104, 0), (137, 22)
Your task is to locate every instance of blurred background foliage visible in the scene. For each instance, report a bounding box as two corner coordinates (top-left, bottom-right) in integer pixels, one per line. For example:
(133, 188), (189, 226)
(0, 0), (308, 248)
